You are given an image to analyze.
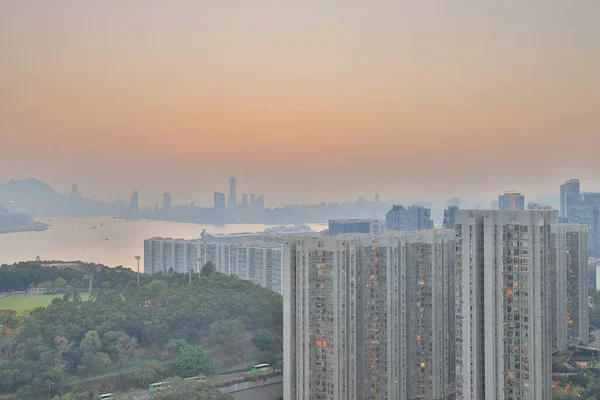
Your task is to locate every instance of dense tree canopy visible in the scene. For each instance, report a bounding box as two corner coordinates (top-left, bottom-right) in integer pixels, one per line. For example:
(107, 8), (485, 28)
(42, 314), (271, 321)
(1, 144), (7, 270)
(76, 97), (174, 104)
(200, 262), (216, 277)
(175, 345), (214, 378)
(0, 262), (139, 292)
(252, 329), (274, 351)
(0, 269), (283, 395)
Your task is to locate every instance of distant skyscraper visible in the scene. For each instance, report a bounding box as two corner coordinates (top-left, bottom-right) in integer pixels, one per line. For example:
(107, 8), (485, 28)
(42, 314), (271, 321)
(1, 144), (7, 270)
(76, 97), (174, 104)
(562, 180), (600, 256)
(498, 191), (525, 210)
(228, 177), (237, 209)
(446, 197), (460, 208)
(284, 231), (455, 400)
(242, 193), (249, 207)
(385, 205), (433, 231)
(255, 195), (264, 211)
(71, 183), (78, 195)
(560, 179), (580, 220)
(442, 205), (458, 229)
(213, 191), (226, 209)
(455, 210), (551, 400)
(130, 191), (138, 213)
(163, 193), (171, 210)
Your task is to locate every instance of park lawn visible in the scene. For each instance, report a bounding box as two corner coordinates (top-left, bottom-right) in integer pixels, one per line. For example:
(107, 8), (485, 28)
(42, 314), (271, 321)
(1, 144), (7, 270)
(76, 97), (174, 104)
(0, 293), (90, 314)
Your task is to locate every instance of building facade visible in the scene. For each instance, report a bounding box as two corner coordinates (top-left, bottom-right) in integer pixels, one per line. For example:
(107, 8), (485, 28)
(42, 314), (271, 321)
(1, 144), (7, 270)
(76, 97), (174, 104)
(385, 205), (433, 231)
(498, 192), (525, 210)
(327, 218), (384, 236)
(549, 224), (588, 352)
(528, 203), (558, 224)
(228, 177), (237, 209)
(443, 205), (458, 229)
(144, 237), (283, 293)
(213, 191), (226, 209)
(561, 179), (580, 220)
(454, 210), (551, 400)
(130, 191), (138, 213)
(283, 231), (455, 400)
(163, 193), (171, 210)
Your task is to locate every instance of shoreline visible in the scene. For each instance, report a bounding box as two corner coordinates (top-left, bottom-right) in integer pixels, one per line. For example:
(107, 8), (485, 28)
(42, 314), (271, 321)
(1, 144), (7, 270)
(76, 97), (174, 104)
(0, 223), (49, 234)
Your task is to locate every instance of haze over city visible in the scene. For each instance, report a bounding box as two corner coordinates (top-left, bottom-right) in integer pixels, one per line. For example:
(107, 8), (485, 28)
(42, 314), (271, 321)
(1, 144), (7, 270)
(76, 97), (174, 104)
(2, 0), (599, 207)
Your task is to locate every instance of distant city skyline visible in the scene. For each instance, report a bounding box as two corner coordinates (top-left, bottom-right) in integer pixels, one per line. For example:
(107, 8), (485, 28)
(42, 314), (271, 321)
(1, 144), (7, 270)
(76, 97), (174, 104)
(0, 174), (577, 211)
(2, 1), (599, 207)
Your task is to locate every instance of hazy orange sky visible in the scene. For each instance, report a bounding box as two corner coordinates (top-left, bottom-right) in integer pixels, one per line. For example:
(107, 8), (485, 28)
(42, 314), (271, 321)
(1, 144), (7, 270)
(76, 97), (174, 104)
(1, 1), (599, 207)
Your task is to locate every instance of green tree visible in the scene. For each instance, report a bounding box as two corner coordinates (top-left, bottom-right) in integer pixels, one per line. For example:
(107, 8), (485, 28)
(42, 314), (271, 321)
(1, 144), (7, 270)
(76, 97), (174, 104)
(252, 329), (274, 351)
(207, 319), (245, 346)
(175, 345), (214, 378)
(54, 277), (68, 288)
(200, 262), (216, 277)
(80, 331), (101, 354)
(79, 331), (111, 374)
(0, 310), (17, 329)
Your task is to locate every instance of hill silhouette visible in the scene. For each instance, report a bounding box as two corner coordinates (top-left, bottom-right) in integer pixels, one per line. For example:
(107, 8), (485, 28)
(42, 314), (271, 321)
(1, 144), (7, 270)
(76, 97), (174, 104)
(0, 178), (124, 216)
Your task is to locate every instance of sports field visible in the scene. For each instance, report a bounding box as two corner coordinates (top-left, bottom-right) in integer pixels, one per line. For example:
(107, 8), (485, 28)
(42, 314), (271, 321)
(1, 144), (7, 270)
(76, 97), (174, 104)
(0, 293), (90, 314)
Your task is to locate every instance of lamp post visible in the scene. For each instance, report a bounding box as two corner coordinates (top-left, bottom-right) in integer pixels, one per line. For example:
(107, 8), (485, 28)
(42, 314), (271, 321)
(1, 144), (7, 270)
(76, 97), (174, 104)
(135, 256), (141, 286)
(48, 381), (53, 400)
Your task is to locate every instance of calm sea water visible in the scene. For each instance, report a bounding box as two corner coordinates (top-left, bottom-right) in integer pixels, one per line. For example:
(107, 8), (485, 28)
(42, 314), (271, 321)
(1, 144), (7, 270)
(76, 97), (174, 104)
(0, 217), (327, 271)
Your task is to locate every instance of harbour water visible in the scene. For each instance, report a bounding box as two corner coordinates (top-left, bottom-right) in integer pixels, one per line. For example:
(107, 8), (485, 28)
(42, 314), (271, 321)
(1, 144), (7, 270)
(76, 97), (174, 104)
(0, 216), (327, 271)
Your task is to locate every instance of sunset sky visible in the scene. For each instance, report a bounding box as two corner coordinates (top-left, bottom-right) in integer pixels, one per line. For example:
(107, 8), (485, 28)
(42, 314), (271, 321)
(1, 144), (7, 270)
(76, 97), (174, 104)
(1, 1), (599, 207)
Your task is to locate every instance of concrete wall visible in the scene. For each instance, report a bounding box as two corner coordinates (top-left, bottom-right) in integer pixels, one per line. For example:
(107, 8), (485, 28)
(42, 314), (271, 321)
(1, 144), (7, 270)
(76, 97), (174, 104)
(220, 375), (282, 400)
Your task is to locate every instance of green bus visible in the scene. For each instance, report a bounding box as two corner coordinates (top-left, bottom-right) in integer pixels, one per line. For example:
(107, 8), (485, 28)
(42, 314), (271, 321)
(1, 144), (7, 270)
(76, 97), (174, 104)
(251, 363), (272, 373)
(149, 381), (167, 392)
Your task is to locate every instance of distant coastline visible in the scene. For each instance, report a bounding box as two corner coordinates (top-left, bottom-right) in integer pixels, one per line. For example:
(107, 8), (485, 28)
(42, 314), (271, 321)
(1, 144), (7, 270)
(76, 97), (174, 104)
(0, 221), (49, 234)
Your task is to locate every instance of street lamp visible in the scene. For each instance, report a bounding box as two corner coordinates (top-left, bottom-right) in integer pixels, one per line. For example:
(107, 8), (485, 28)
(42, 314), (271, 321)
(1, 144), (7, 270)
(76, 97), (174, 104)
(135, 256), (141, 286)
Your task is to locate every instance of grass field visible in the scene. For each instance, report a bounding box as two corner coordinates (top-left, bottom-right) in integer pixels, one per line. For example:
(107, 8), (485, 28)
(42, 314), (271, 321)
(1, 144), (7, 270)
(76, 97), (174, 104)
(0, 293), (90, 314)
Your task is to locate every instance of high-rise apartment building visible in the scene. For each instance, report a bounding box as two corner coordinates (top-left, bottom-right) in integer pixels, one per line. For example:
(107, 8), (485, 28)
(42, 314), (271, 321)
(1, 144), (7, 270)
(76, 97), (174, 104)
(454, 210), (551, 400)
(144, 237), (283, 293)
(228, 177), (237, 209)
(284, 231), (455, 400)
(528, 203), (558, 224)
(560, 179), (580, 220)
(498, 191), (525, 210)
(569, 191), (600, 256)
(385, 205), (433, 231)
(549, 224), (588, 352)
(213, 191), (226, 209)
(443, 205), (458, 229)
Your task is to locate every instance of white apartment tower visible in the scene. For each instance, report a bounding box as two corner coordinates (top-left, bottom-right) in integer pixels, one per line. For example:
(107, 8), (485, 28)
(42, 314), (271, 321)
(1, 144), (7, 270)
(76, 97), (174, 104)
(454, 210), (551, 400)
(144, 238), (283, 294)
(283, 231), (455, 400)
